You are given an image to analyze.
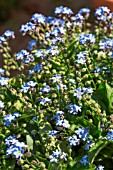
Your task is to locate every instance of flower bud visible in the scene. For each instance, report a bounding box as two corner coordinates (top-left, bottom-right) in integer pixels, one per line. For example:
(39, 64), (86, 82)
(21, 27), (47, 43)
(82, 74), (88, 79)
(37, 75), (42, 79)
(97, 80), (101, 84)
(23, 164), (29, 169)
(6, 71), (10, 76)
(17, 159), (24, 165)
(94, 73), (99, 77)
(81, 68), (86, 72)
(52, 69), (57, 74)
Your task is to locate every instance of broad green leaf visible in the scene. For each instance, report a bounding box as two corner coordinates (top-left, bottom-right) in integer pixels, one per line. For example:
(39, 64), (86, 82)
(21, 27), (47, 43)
(92, 82), (113, 114)
(13, 100), (23, 111)
(26, 135), (33, 151)
(48, 163), (62, 170)
(89, 140), (108, 164)
(106, 83), (113, 113)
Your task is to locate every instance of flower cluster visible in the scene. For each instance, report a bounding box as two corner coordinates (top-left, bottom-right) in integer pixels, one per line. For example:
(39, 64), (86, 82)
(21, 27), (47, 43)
(0, 5), (113, 170)
(3, 112), (21, 127)
(49, 149), (67, 162)
(5, 136), (27, 159)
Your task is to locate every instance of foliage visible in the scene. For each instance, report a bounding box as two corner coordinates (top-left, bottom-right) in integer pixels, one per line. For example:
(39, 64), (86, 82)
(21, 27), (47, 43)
(0, 5), (113, 170)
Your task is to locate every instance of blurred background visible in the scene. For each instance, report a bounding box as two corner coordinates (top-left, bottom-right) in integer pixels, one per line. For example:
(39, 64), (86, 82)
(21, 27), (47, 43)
(0, 0), (112, 52)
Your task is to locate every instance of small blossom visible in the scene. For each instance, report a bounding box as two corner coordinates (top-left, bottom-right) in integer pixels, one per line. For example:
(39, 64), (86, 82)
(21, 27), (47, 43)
(30, 13), (46, 24)
(78, 8), (90, 16)
(49, 130), (59, 137)
(0, 100), (4, 109)
(3, 113), (21, 127)
(107, 129), (113, 140)
(0, 77), (9, 86)
(84, 140), (95, 150)
(76, 127), (89, 141)
(49, 149), (67, 162)
(27, 40), (37, 51)
(73, 87), (84, 99)
(79, 33), (95, 46)
(40, 97), (51, 105)
(34, 64), (42, 73)
(96, 165), (104, 170)
(56, 119), (70, 128)
(20, 22), (36, 34)
(0, 68), (5, 75)
(57, 83), (67, 91)
(68, 135), (80, 146)
(3, 30), (15, 40)
(51, 74), (62, 83)
(66, 103), (81, 115)
(95, 6), (110, 22)
(80, 155), (89, 166)
(54, 6), (73, 16)
(40, 85), (50, 93)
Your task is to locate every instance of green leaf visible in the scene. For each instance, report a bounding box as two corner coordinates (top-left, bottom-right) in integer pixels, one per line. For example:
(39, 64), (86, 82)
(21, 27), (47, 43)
(26, 135), (33, 151)
(105, 83), (113, 113)
(93, 82), (113, 114)
(13, 100), (23, 111)
(48, 163), (63, 170)
(88, 140), (108, 164)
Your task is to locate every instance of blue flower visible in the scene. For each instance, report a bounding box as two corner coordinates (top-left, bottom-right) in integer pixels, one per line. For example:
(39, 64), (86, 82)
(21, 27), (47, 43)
(0, 100), (4, 109)
(0, 77), (9, 86)
(76, 127), (89, 141)
(72, 14), (84, 27)
(49, 149), (67, 162)
(21, 81), (37, 93)
(84, 140), (95, 150)
(80, 155), (89, 166)
(83, 87), (93, 95)
(12, 147), (25, 159)
(5, 136), (18, 147)
(0, 36), (6, 44)
(95, 6), (110, 22)
(79, 33), (95, 46)
(30, 13), (46, 24)
(5, 136), (27, 159)
(73, 87), (84, 99)
(76, 51), (88, 59)
(96, 165), (104, 170)
(46, 46), (59, 56)
(27, 40), (37, 51)
(68, 135), (80, 146)
(57, 83), (67, 91)
(107, 129), (113, 140)
(34, 64), (42, 73)
(40, 85), (50, 93)
(35, 49), (46, 58)
(40, 97), (51, 105)
(3, 114), (16, 126)
(54, 6), (73, 16)
(20, 22), (36, 34)
(51, 74), (62, 83)
(0, 68), (5, 75)
(99, 39), (113, 51)
(21, 83), (30, 93)
(16, 50), (29, 60)
(3, 113), (21, 127)
(3, 30), (15, 40)
(56, 119), (70, 128)
(49, 130), (59, 137)
(78, 8), (90, 16)
(75, 57), (86, 64)
(66, 103), (81, 115)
